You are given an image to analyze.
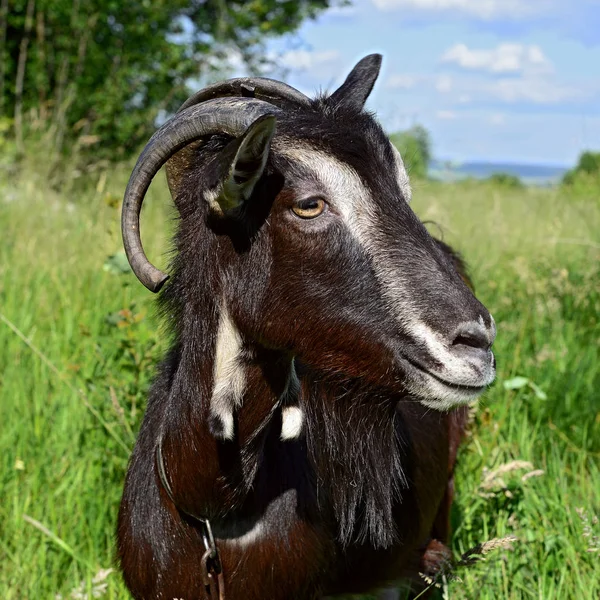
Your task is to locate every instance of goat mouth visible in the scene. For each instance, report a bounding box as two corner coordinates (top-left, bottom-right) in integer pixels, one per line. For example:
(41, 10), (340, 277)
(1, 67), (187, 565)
(396, 352), (492, 410)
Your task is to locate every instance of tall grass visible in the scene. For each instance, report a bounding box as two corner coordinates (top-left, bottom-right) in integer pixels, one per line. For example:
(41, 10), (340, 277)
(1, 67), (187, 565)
(413, 180), (599, 598)
(0, 159), (598, 598)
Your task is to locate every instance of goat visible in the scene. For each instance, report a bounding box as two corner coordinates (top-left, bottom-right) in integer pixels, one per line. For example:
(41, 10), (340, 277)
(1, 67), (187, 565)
(117, 54), (496, 599)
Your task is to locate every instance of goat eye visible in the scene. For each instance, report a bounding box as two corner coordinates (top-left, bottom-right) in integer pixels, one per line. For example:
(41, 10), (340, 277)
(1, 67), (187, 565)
(292, 197), (326, 219)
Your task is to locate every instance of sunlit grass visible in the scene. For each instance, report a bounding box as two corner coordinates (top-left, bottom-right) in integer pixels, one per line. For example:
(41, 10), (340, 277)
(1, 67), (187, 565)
(412, 179), (600, 598)
(1, 161), (598, 598)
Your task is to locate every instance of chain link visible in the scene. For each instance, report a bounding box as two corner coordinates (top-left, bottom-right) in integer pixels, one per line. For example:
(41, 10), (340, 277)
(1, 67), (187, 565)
(156, 441), (225, 600)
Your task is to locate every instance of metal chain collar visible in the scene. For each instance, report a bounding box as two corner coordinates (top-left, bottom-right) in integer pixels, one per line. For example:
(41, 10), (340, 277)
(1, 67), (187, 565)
(156, 442), (225, 600)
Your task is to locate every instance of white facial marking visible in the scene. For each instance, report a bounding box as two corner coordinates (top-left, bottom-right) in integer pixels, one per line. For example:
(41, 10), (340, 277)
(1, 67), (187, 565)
(390, 143), (412, 202)
(277, 142), (494, 409)
(278, 142), (423, 333)
(395, 318), (495, 411)
(489, 313), (497, 339)
(210, 303), (246, 439)
(281, 406), (304, 440)
(410, 320), (495, 385)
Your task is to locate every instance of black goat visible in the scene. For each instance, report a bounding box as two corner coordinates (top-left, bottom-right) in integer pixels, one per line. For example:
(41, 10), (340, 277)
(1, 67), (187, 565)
(118, 54), (496, 599)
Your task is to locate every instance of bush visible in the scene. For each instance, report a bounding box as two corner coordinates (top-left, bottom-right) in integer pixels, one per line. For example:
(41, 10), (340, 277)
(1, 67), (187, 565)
(487, 172), (524, 189)
(562, 151), (600, 186)
(389, 125), (431, 179)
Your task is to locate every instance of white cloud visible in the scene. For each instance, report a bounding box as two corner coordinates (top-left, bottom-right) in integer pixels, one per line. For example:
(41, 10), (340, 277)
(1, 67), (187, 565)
(386, 73), (453, 93)
(436, 110), (457, 120)
(387, 74), (419, 89)
(433, 42), (596, 106)
(432, 72), (589, 105)
(279, 49), (341, 71)
(383, 68), (585, 108)
(370, 0), (552, 20)
(485, 77), (583, 104)
(436, 75), (453, 93)
(441, 43), (553, 74)
(489, 113), (506, 126)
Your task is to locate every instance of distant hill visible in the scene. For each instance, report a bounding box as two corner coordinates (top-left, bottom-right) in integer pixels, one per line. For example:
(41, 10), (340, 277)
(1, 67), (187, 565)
(429, 160), (568, 186)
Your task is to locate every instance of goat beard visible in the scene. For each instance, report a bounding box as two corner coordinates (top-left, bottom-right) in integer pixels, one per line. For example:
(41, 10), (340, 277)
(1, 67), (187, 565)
(303, 380), (406, 549)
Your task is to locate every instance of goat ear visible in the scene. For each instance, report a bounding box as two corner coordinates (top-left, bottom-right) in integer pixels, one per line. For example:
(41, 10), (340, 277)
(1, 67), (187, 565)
(328, 54), (382, 111)
(217, 114), (276, 213)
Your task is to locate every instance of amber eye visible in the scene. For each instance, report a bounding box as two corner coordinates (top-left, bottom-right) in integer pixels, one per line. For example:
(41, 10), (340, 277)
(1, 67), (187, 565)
(291, 197), (326, 219)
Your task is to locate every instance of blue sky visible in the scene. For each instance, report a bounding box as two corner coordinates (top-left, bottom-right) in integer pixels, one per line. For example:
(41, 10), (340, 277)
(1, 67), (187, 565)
(237, 0), (600, 166)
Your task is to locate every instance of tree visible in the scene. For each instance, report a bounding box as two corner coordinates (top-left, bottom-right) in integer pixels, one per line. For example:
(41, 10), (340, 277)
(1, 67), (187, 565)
(563, 150), (600, 185)
(0, 0), (341, 158)
(389, 125), (431, 179)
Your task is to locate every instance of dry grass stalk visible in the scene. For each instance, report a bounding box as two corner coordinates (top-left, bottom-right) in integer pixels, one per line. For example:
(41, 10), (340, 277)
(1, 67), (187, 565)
(575, 507), (600, 553)
(416, 536), (519, 599)
(479, 460), (543, 498)
(521, 469), (545, 482)
(55, 568), (113, 600)
(458, 535), (519, 567)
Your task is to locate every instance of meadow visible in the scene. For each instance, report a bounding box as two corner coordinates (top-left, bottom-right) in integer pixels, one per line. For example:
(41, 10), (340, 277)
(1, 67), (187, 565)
(1, 154), (598, 599)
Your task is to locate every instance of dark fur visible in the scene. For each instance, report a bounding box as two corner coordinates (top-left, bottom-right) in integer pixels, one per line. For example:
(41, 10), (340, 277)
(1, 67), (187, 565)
(118, 84), (489, 599)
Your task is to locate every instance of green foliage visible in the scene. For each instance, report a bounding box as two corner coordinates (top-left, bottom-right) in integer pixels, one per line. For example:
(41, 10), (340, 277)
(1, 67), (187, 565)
(1, 161), (599, 597)
(0, 0), (337, 158)
(487, 172), (524, 189)
(575, 151), (600, 175)
(562, 150), (600, 186)
(103, 251), (133, 275)
(389, 124), (431, 179)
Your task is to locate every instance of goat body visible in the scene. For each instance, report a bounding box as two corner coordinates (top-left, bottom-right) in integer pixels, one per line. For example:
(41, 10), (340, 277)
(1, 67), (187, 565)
(119, 350), (468, 598)
(117, 55), (495, 599)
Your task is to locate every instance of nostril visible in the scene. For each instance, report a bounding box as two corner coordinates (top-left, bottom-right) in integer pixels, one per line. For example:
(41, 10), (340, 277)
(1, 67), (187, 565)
(451, 322), (492, 352)
(453, 332), (485, 349)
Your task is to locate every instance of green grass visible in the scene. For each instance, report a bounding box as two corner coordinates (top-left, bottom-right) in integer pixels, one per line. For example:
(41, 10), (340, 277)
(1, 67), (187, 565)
(1, 160), (598, 599)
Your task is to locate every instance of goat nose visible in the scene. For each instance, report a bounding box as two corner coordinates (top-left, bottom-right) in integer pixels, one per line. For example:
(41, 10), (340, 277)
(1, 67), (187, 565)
(450, 319), (495, 353)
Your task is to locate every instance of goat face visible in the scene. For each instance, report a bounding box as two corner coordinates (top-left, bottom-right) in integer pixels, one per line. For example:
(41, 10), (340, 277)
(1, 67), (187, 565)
(122, 55), (496, 413)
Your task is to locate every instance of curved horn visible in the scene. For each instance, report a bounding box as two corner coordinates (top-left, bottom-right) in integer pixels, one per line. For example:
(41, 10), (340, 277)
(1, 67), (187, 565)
(122, 97), (282, 293)
(167, 79), (310, 201)
(178, 77), (311, 113)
